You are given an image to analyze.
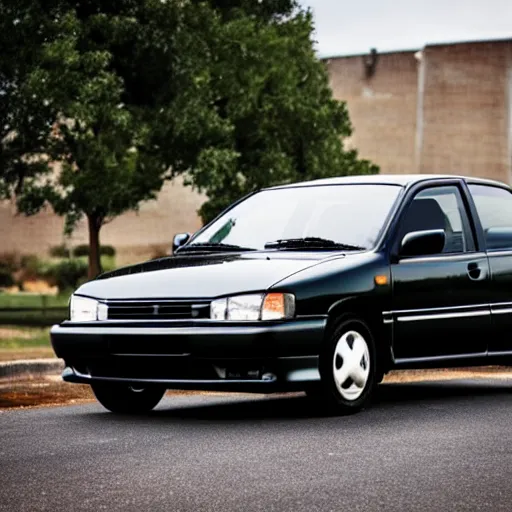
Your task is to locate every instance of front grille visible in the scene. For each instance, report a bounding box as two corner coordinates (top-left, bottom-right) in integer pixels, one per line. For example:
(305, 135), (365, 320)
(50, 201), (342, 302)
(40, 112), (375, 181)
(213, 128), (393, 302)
(105, 300), (211, 320)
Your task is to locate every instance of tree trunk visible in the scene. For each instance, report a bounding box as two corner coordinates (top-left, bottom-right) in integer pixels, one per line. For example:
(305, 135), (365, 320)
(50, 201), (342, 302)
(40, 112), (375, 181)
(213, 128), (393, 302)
(87, 213), (103, 279)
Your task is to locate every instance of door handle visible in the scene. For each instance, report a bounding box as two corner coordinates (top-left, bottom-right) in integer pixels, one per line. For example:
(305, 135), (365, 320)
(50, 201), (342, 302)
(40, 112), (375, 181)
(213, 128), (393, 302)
(467, 262), (484, 281)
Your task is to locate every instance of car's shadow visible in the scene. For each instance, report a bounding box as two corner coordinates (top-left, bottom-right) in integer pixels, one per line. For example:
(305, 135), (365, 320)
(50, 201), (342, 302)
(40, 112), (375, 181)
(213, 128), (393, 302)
(84, 378), (512, 423)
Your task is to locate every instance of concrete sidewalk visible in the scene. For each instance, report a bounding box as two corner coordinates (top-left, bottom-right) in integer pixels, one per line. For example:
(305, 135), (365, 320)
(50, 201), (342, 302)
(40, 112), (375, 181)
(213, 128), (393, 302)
(0, 359), (63, 379)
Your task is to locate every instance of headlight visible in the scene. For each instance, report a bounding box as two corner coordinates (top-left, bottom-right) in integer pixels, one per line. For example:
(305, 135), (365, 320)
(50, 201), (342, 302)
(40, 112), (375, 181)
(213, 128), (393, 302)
(70, 296), (108, 322)
(210, 293), (295, 321)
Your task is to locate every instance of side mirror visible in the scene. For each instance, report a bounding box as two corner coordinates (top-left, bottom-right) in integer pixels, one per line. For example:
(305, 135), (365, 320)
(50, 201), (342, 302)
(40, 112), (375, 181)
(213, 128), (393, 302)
(400, 229), (445, 258)
(172, 233), (191, 254)
(486, 227), (512, 250)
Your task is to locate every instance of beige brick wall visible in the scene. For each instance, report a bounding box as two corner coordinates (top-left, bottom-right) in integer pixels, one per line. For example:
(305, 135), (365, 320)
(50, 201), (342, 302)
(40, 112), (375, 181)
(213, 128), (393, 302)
(419, 41), (512, 182)
(0, 178), (205, 265)
(326, 51), (419, 174)
(325, 40), (512, 182)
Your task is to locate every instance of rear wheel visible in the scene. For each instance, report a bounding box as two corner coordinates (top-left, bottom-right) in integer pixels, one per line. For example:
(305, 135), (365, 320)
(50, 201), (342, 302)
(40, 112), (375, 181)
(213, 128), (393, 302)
(91, 383), (166, 414)
(315, 317), (377, 414)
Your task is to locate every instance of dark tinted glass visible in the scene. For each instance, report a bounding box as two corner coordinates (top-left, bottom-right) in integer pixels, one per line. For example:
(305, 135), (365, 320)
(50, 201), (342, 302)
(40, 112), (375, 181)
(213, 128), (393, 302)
(399, 186), (468, 253)
(469, 184), (512, 250)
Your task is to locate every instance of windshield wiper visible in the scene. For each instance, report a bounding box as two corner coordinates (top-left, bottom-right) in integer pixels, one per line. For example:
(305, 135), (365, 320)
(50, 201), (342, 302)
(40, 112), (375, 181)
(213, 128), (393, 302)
(176, 242), (256, 254)
(264, 237), (365, 251)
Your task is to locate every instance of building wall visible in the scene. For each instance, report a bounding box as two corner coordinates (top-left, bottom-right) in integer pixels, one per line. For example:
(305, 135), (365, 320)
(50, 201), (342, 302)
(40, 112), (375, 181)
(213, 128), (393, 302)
(325, 39), (512, 183)
(419, 41), (512, 182)
(326, 50), (419, 174)
(1, 179), (205, 265)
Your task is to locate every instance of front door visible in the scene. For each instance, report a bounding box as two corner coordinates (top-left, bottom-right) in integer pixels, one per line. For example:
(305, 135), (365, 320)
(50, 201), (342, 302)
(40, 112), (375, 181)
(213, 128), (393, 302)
(390, 184), (491, 361)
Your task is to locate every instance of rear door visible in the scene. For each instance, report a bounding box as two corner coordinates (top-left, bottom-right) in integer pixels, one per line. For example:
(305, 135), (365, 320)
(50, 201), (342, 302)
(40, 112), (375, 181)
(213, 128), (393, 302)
(390, 182), (492, 361)
(468, 184), (512, 354)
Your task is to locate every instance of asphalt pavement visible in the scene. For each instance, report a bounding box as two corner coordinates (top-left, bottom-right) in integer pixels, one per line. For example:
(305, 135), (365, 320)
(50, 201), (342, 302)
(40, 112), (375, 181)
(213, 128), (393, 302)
(2, 379), (512, 512)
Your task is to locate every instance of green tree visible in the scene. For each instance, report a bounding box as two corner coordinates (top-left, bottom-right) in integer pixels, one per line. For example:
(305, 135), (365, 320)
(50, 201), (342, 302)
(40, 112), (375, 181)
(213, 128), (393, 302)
(0, 0), (60, 199)
(180, 2), (378, 222)
(2, 2), (183, 278)
(1, 0), (377, 278)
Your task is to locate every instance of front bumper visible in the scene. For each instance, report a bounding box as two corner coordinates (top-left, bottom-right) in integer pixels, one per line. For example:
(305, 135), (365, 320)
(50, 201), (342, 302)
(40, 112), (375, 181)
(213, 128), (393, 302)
(50, 318), (326, 392)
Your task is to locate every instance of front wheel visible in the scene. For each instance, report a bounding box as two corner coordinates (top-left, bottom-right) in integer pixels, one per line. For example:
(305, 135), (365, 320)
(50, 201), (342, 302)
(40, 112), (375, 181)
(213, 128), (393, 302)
(316, 318), (377, 414)
(91, 383), (166, 414)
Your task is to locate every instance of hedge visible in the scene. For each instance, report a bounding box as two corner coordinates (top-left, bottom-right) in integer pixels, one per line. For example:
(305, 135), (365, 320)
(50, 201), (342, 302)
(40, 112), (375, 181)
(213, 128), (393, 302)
(73, 244), (116, 257)
(44, 259), (89, 290)
(0, 308), (68, 326)
(49, 244), (117, 258)
(0, 270), (14, 287)
(49, 245), (71, 258)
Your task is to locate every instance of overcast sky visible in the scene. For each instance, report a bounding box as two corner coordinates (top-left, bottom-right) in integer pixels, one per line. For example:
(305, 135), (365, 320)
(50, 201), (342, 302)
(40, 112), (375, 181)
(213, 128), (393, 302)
(300, 0), (512, 57)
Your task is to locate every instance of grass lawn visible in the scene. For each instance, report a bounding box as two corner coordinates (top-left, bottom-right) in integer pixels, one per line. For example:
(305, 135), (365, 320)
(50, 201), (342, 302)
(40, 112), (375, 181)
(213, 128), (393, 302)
(0, 326), (54, 361)
(0, 293), (70, 308)
(0, 309), (67, 326)
(0, 293), (69, 326)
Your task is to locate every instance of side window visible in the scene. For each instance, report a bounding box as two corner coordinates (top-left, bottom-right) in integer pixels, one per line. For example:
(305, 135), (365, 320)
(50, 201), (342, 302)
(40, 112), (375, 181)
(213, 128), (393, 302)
(469, 184), (512, 250)
(399, 186), (471, 254)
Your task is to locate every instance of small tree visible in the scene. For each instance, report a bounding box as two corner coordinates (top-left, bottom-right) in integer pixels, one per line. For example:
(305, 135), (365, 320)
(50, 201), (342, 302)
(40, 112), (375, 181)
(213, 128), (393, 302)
(5, 4), (179, 278)
(2, 0), (378, 278)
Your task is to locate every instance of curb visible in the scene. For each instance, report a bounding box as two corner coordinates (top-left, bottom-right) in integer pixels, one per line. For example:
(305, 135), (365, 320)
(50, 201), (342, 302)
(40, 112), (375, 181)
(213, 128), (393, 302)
(0, 359), (64, 379)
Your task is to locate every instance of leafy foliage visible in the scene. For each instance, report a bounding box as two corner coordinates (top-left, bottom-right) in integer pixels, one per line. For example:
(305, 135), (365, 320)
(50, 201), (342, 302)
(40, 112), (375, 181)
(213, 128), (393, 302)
(2, 2), (180, 276)
(44, 258), (88, 291)
(178, 5), (378, 223)
(73, 244), (116, 258)
(0, 252), (24, 273)
(1, 0), (378, 278)
(50, 244), (116, 258)
(0, 270), (14, 288)
(49, 245), (72, 259)
(0, 0), (61, 199)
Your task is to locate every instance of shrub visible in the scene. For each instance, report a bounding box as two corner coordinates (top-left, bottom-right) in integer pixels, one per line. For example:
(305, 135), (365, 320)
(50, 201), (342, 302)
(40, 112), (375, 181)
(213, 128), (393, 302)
(0, 252), (23, 272)
(18, 255), (44, 282)
(45, 259), (88, 291)
(20, 254), (41, 269)
(73, 245), (116, 257)
(100, 245), (116, 257)
(0, 269), (14, 288)
(49, 244), (71, 258)
(73, 244), (89, 257)
(101, 255), (116, 272)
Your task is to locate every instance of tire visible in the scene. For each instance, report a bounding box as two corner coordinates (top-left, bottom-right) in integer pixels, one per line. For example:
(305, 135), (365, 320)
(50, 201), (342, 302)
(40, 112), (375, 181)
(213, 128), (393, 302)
(91, 382), (166, 414)
(316, 317), (377, 414)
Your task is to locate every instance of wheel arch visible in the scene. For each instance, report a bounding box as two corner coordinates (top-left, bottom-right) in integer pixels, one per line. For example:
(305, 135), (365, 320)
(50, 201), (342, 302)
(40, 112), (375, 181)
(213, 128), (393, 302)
(326, 297), (393, 375)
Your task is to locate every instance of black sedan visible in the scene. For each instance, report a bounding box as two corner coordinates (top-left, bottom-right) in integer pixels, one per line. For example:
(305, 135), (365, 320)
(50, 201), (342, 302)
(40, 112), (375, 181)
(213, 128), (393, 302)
(51, 174), (512, 414)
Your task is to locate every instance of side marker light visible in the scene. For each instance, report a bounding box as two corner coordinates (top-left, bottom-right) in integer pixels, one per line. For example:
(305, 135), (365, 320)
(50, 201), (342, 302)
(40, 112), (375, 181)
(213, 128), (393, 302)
(374, 275), (388, 286)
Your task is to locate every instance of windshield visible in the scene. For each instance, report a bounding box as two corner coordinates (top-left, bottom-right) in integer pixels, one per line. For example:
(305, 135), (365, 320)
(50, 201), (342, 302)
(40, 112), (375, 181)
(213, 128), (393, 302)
(189, 184), (402, 251)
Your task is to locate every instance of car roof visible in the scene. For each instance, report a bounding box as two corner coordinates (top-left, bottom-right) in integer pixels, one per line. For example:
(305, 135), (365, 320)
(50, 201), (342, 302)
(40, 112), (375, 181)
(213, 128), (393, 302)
(271, 174), (509, 189)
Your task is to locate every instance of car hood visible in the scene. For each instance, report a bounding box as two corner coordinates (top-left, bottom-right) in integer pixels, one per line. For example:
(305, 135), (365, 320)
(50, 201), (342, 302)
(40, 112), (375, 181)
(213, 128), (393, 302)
(76, 252), (346, 300)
